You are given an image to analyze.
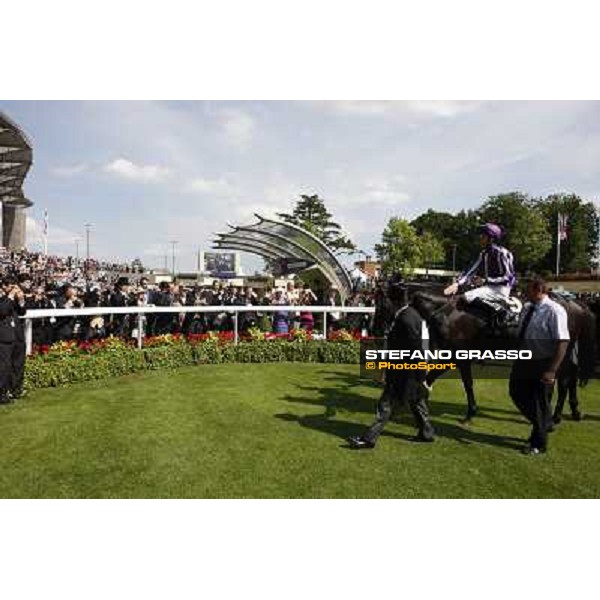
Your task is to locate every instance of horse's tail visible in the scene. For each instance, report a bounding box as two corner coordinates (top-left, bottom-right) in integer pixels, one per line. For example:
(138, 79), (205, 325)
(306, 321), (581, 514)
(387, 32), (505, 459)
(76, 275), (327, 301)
(577, 307), (597, 387)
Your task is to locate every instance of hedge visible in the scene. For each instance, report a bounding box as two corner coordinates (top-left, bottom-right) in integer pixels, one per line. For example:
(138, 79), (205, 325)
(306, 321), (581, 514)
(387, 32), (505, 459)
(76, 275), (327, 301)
(24, 335), (361, 390)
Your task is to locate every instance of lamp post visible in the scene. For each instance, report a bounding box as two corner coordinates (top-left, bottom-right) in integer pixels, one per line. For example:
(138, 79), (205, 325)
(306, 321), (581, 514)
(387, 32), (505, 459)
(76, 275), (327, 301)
(84, 223), (92, 276)
(74, 237), (82, 262)
(169, 240), (178, 277)
(452, 243), (457, 273)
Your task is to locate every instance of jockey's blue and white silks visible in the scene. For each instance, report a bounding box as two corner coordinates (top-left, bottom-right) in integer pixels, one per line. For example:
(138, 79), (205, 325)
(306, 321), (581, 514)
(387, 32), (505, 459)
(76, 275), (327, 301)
(457, 243), (515, 291)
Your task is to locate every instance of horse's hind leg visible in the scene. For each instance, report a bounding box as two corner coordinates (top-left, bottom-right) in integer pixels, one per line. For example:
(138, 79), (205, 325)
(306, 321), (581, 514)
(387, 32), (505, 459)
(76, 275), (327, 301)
(459, 361), (477, 422)
(568, 364), (581, 420)
(553, 375), (568, 424)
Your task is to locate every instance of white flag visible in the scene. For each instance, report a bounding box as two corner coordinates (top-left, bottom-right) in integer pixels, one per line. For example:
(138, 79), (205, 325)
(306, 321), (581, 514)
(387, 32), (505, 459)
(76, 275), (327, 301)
(558, 213), (568, 241)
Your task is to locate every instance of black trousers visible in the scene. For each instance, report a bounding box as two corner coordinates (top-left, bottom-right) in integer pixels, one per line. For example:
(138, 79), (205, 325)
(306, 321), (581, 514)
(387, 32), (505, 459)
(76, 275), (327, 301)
(11, 339), (26, 393)
(0, 342), (13, 395)
(509, 359), (554, 451)
(363, 374), (434, 444)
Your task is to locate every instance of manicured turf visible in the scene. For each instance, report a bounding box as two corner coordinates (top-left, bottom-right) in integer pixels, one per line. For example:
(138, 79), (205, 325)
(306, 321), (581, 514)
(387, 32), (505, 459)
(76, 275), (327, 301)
(0, 363), (599, 498)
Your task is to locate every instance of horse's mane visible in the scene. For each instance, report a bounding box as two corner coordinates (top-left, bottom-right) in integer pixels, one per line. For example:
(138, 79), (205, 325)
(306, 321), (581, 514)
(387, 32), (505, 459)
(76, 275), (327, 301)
(411, 289), (448, 308)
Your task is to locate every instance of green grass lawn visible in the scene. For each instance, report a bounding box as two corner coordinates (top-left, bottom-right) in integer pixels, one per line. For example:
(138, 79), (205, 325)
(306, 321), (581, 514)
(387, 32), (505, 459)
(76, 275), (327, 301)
(1, 363), (599, 498)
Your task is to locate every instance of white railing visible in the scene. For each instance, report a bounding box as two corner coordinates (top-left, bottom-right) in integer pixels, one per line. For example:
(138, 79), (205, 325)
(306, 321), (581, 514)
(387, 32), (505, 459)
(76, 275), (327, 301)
(21, 305), (376, 355)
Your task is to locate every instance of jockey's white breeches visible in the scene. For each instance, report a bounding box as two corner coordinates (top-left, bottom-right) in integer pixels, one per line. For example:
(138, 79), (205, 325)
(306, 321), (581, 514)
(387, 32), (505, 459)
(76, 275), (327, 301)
(464, 284), (511, 303)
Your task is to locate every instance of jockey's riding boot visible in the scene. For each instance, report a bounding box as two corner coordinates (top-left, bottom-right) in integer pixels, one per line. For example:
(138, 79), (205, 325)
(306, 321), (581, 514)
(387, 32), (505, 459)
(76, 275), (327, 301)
(469, 298), (497, 326)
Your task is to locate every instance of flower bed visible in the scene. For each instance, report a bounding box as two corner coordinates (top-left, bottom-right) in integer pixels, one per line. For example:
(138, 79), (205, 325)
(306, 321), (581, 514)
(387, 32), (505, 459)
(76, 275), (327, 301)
(25, 330), (362, 390)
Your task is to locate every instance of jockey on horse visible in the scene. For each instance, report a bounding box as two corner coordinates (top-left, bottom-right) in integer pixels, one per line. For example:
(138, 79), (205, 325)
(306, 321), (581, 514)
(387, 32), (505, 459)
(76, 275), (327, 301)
(443, 222), (519, 330)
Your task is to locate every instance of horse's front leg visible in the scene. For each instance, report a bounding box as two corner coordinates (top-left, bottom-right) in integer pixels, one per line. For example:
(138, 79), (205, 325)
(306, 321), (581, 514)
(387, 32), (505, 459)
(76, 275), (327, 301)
(458, 360), (477, 422)
(425, 364), (445, 389)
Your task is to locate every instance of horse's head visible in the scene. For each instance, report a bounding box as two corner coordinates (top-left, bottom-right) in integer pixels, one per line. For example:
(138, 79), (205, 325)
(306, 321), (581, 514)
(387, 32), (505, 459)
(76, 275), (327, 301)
(372, 276), (409, 336)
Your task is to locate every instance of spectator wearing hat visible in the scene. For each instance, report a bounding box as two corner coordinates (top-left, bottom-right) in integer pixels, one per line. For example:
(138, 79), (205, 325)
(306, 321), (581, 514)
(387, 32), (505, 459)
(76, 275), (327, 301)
(150, 281), (174, 335)
(349, 280), (435, 449)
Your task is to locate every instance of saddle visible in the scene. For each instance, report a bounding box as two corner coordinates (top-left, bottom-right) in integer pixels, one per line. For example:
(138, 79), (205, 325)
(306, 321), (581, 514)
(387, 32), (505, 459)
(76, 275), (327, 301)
(464, 296), (522, 334)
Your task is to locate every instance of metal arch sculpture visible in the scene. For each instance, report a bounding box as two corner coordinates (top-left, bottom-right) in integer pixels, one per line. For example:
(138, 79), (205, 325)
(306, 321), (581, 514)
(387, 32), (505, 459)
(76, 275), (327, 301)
(213, 214), (352, 301)
(0, 111), (34, 249)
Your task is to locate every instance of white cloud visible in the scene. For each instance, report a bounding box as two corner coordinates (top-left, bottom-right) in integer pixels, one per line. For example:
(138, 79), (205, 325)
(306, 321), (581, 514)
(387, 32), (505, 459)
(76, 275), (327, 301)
(406, 100), (482, 118)
(142, 243), (170, 257)
(186, 176), (234, 196)
(25, 216), (81, 250)
(217, 109), (255, 150)
(330, 176), (411, 207)
(316, 100), (481, 119)
(49, 163), (88, 178)
(104, 158), (171, 182)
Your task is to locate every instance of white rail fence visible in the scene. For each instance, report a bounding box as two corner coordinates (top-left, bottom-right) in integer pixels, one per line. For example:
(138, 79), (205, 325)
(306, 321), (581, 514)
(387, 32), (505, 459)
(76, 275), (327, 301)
(22, 305), (376, 355)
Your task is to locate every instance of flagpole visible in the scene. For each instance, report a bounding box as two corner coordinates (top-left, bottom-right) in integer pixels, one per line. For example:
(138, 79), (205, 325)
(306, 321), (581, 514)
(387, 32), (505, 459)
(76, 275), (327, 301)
(555, 212), (560, 278)
(43, 209), (48, 256)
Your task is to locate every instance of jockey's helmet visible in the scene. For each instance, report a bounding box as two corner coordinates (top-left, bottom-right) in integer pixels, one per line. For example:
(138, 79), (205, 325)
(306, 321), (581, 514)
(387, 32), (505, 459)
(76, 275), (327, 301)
(479, 222), (503, 240)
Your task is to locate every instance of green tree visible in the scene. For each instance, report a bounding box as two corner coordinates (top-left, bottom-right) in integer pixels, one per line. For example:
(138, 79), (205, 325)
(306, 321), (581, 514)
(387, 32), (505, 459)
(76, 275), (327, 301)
(411, 208), (479, 270)
(477, 192), (552, 271)
(277, 194), (356, 255)
(447, 209), (481, 271)
(536, 193), (599, 273)
(419, 230), (446, 273)
(411, 209), (455, 268)
(375, 217), (444, 276)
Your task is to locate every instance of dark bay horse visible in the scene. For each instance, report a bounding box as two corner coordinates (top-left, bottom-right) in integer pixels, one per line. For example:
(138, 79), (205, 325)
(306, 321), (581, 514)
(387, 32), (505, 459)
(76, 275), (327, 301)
(373, 281), (597, 422)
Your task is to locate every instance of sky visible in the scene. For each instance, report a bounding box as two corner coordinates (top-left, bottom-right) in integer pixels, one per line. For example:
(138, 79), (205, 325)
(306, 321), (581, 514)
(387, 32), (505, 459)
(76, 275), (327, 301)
(1, 100), (600, 273)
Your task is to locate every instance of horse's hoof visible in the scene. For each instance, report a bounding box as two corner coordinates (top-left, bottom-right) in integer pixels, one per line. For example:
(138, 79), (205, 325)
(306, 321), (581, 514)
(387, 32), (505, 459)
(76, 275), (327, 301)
(459, 416), (473, 425)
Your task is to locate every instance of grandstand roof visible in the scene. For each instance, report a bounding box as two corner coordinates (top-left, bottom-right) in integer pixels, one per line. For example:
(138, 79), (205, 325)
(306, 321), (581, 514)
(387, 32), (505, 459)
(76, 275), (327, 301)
(0, 112), (33, 207)
(213, 214), (352, 300)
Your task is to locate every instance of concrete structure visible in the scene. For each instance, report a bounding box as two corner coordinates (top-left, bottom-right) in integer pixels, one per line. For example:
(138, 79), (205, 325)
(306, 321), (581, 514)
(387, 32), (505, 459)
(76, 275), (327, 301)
(0, 112), (33, 250)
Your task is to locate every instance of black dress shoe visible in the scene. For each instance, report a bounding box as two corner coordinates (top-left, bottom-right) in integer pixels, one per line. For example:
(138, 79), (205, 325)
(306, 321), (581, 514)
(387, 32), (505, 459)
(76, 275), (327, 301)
(552, 413), (562, 425)
(571, 411), (582, 421)
(347, 436), (375, 450)
(409, 434), (435, 443)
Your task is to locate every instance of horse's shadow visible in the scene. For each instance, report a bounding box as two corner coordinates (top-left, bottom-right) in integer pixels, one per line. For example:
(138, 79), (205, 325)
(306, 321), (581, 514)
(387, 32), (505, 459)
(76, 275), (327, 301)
(276, 370), (525, 451)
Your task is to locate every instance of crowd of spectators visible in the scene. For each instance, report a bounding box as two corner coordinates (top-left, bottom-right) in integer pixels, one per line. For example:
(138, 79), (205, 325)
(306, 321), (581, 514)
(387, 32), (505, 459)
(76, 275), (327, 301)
(0, 249), (375, 346)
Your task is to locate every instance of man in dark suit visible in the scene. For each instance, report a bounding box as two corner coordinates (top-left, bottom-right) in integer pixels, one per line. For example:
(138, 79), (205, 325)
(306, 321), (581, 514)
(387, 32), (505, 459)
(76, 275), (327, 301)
(0, 278), (27, 403)
(149, 281), (174, 335)
(349, 280), (435, 449)
(109, 277), (132, 337)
